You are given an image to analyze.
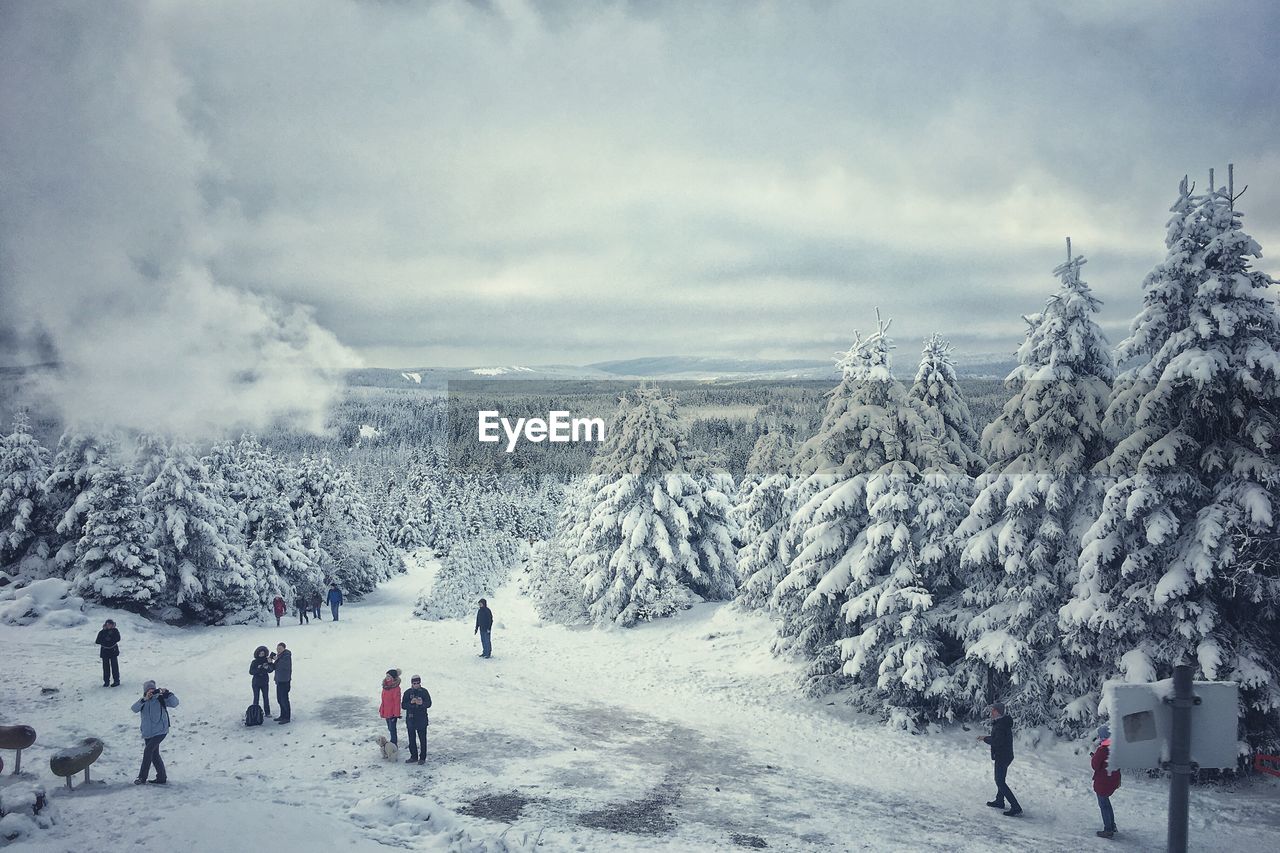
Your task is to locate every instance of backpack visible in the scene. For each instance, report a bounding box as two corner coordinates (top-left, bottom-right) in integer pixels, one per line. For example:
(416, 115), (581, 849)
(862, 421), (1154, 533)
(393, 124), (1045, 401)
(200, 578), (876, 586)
(245, 704), (264, 727)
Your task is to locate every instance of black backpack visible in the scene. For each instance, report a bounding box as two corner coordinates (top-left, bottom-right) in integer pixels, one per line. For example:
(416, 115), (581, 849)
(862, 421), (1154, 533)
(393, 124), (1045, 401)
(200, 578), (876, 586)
(245, 704), (264, 727)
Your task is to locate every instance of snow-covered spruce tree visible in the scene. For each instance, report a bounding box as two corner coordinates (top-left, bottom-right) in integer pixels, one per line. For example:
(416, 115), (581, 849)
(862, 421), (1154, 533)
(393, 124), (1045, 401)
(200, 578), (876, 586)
(44, 431), (112, 573)
(0, 413), (52, 577)
(811, 328), (968, 725)
(73, 462), (162, 609)
(1062, 175), (1280, 747)
(735, 432), (794, 610)
(530, 476), (593, 624)
(414, 532), (522, 620)
(206, 435), (323, 602)
(954, 241), (1114, 727)
(290, 455), (397, 595)
(573, 386), (737, 626)
(908, 335), (985, 476)
(138, 436), (261, 621)
(774, 316), (946, 698)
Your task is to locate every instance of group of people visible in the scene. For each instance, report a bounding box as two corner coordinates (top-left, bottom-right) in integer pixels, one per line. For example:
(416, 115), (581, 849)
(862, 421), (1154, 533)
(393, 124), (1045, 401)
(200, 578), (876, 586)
(93, 608), (1131, 841)
(272, 583), (344, 626)
(378, 669), (433, 764)
(249, 642), (294, 724)
(978, 702), (1122, 839)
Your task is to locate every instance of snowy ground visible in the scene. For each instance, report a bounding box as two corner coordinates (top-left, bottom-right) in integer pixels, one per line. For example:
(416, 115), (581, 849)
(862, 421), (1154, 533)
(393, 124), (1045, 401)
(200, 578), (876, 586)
(1, 551), (1277, 852)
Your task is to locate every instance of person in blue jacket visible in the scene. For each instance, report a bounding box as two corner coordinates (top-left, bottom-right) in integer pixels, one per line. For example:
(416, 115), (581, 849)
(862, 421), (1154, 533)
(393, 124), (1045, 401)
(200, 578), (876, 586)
(131, 680), (179, 785)
(326, 583), (343, 621)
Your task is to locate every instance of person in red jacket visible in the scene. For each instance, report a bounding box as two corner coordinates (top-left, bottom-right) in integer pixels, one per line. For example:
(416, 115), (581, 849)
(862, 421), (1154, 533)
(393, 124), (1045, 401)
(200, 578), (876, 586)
(380, 669), (402, 746)
(272, 595), (287, 627)
(1092, 723), (1121, 839)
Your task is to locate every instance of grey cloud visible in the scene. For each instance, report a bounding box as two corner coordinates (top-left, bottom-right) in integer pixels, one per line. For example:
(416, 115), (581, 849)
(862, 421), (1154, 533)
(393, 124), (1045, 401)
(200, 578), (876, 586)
(3, 0), (1277, 384)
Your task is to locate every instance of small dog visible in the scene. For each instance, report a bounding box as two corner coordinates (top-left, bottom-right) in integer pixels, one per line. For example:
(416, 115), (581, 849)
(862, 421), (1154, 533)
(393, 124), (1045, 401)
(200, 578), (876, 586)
(376, 735), (399, 761)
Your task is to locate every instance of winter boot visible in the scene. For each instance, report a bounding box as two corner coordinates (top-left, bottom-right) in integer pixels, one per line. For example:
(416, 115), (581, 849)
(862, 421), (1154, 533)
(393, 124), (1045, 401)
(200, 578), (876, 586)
(1096, 830), (1114, 839)
(986, 801), (1004, 809)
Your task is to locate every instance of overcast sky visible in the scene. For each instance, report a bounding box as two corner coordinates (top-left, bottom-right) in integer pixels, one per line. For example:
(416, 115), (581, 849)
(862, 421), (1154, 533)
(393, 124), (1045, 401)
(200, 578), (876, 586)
(2, 1), (1279, 412)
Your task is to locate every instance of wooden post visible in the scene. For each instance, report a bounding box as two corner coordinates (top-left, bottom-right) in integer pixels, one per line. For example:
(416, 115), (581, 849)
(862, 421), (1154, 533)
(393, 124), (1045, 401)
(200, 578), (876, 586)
(1209, 167), (1215, 193)
(13, 749), (20, 775)
(1228, 163), (1234, 210)
(1066, 236), (1072, 262)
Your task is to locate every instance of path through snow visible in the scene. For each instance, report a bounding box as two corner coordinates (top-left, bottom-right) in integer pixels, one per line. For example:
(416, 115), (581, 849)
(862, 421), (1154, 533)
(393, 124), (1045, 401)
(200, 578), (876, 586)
(1, 551), (1276, 851)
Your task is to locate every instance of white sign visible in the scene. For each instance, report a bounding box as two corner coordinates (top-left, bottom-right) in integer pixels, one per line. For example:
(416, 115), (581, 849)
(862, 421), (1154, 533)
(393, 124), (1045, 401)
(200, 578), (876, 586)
(1105, 680), (1239, 771)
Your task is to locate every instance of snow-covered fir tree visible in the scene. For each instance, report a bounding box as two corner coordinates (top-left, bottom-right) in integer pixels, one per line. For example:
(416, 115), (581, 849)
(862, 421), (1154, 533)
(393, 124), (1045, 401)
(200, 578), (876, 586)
(735, 432), (794, 610)
(908, 335), (985, 476)
(44, 431), (111, 573)
(954, 241), (1114, 727)
(1062, 175), (1280, 747)
(73, 461), (161, 608)
(139, 436), (260, 621)
(774, 316), (946, 697)
(0, 413), (51, 576)
(573, 386), (737, 626)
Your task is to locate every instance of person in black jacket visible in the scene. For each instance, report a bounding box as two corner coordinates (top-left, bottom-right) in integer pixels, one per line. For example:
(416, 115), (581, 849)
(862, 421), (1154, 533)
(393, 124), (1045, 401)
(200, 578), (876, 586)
(273, 642), (293, 724)
(249, 645), (274, 716)
(475, 599), (493, 658)
(400, 675), (432, 765)
(95, 619), (121, 687)
(978, 701), (1022, 816)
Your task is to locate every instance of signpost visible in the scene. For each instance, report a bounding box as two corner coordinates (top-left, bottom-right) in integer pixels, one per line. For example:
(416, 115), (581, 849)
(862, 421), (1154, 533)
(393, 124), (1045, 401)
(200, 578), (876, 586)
(1103, 665), (1240, 853)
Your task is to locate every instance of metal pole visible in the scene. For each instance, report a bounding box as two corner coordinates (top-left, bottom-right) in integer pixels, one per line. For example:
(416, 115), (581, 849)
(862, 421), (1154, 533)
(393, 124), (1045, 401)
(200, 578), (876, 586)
(1167, 664), (1194, 853)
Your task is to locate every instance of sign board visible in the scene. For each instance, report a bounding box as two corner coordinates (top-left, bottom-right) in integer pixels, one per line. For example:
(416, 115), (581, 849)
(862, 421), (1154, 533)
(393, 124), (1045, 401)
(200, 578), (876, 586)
(1105, 680), (1239, 771)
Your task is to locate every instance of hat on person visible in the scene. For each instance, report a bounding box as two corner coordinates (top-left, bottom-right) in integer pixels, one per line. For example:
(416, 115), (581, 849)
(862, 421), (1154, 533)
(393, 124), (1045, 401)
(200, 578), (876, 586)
(991, 700), (1006, 714)
(410, 675), (421, 683)
(143, 680), (156, 692)
(1098, 723), (1111, 740)
(387, 668), (400, 678)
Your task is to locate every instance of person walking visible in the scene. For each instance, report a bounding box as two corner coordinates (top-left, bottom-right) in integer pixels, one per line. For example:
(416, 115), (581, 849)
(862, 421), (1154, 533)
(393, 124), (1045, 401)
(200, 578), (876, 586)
(978, 701), (1022, 816)
(475, 598), (493, 658)
(274, 642), (292, 724)
(380, 669), (402, 747)
(1092, 724), (1121, 838)
(95, 619), (121, 687)
(131, 680), (179, 785)
(326, 584), (343, 621)
(249, 645), (274, 717)
(295, 594), (310, 625)
(401, 674), (432, 765)
(272, 595), (286, 627)
(310, 590), (322, 620)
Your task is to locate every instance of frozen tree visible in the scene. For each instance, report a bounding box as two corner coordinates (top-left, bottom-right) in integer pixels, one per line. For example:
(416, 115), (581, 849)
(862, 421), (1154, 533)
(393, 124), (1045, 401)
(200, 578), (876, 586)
(44, 431), (112, 573)
(1062, 174), (1280, 745)
(774, 315), (945, 696)
(207, 435), (322, 602)
(574, 387), (737, 626)
(139, 437), (260, 621)
(415, 532), (522, 620)
(529, 477), (593, 624)
(73, 462), (161, 608)
(735, 432), (794, 610)
(955, 240), (1114, 726)
(0, 413), (51, 576)
(291, 455), (398, 595)
(908, 335), (985, 476)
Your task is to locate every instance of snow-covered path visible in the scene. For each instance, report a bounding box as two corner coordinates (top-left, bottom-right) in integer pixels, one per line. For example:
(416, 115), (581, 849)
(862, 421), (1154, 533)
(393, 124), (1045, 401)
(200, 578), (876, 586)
(2, 552), (1277, 851)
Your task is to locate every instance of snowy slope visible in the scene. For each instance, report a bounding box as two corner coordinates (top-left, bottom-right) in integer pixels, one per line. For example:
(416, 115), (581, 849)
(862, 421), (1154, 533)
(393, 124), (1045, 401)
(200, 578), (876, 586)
(1, 552), (1276, 851)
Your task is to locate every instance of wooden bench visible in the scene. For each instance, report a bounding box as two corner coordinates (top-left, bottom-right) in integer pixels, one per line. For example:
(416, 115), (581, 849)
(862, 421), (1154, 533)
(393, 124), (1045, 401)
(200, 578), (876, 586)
(0, 725), (36, 775)
(49, 737), (104, 790)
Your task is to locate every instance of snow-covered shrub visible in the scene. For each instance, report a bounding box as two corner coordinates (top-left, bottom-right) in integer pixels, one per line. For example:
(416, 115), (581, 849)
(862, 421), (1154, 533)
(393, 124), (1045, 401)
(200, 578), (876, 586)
(414, 534), (522, 620)
(0, 413), (51, 578)
(0, 578), (86, 627)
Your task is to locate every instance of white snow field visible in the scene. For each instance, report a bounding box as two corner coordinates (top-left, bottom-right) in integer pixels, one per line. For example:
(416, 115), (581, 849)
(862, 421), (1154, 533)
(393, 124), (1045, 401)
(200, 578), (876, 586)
(1, 551), (1276, 852)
